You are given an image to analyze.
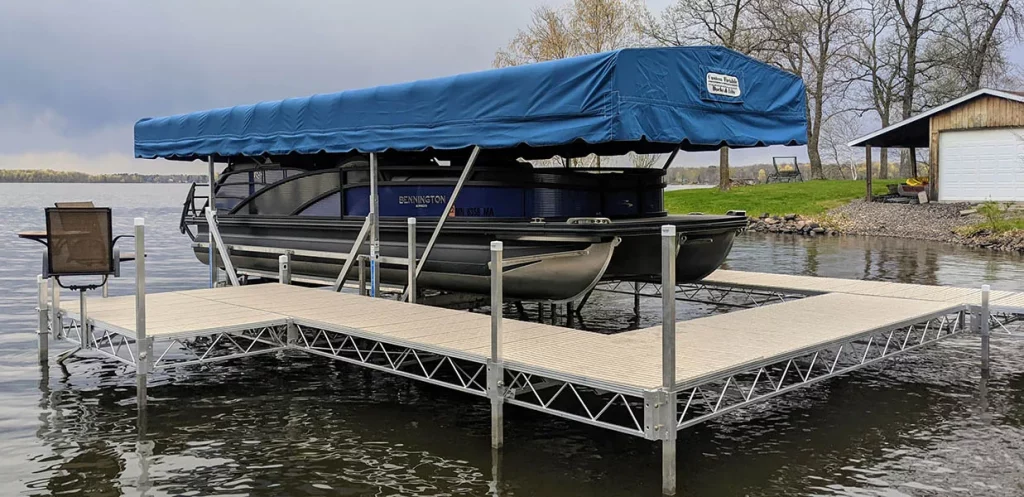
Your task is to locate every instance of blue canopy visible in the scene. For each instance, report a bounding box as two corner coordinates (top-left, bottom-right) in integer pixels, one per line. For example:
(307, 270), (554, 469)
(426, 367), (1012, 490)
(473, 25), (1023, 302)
(134, 46), (807, 161)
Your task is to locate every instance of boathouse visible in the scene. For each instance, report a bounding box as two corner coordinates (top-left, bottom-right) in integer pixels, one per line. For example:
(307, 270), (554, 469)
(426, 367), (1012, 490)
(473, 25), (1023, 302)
(849, 88), (1024, 202)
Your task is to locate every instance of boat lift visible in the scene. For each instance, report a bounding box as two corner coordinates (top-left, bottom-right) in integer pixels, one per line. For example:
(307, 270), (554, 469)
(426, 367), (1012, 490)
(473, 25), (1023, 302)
(129, 45), (821, 495)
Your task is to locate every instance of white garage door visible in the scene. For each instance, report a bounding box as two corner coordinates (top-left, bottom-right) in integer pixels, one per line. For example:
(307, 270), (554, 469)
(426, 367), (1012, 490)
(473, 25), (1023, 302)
(939, 128), (1024, 202)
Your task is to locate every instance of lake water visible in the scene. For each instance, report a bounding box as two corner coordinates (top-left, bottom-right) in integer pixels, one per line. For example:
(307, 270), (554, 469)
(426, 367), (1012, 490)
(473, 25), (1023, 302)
(1, 183), (1023, 496)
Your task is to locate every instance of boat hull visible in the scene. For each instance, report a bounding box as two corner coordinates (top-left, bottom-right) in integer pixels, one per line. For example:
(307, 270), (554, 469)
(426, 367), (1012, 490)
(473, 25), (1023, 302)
(191, 215), (743, 302)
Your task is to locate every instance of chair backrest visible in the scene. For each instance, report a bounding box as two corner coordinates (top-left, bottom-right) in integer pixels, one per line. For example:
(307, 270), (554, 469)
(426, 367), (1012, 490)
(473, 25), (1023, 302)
(44, 207), (113, 276)
(770, 157), (801, 179)
(54, 201), (96, 208)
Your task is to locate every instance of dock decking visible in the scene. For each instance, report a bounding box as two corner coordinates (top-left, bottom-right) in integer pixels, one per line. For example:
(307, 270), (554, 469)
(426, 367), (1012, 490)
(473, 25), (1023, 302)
(51, 268), (1018, 437)
(705, 269), (1019, 305)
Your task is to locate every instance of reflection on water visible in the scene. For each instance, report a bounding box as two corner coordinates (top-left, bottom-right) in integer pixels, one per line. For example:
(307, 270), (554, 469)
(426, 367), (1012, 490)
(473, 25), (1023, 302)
(1, 184), (1023, 496)
(727, 233), (1024, 292)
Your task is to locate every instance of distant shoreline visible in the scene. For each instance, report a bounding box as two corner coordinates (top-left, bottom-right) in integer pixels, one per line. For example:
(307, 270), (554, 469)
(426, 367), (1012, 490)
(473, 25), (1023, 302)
(0, 169), (203, 184)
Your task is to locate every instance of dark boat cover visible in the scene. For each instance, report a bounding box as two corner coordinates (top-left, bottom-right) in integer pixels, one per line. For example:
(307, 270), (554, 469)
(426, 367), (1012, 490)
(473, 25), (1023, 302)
(134, 46), (807, 160)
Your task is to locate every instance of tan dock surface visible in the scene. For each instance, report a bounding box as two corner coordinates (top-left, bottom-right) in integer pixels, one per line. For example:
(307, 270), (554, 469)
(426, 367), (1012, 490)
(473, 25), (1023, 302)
(993, 292), (1024, 309)
(64, 279), (974, 391)
(706, 269), (1019, 305)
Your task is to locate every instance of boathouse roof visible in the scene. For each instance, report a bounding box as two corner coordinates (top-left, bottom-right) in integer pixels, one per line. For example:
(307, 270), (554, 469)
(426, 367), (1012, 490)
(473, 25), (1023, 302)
(134, 46), (807, 162)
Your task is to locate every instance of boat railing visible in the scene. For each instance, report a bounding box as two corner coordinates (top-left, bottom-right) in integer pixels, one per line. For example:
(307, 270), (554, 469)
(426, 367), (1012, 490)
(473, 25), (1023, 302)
(179, 182), (208, 241)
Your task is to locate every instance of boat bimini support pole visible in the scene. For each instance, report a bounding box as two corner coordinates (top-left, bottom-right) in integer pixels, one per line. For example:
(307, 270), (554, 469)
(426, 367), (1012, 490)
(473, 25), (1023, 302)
(402, 146), (481, 302)
(661, 144), (683, 170)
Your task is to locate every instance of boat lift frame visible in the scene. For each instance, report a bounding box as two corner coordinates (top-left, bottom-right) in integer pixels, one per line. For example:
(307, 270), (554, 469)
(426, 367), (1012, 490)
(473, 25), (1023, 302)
(202, 149), (479, 302)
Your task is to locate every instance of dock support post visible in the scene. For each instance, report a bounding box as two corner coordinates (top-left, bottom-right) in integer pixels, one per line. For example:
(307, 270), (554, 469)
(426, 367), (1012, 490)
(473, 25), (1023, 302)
(135, 218), (151, 410)
(50, 278), (60, 340)
(79, 289), (90, 349)
(981, 285), (991, 378)
(488, 241), (504, 449)
(490, 447), (503, 495)
(278, 253), (292, 285)
(660, 225), (678, 496)
(566, 301), (575, 327)
(634, 282), (642, 318)
(37, 275), (49, 364)
(407, 218), (417, 304)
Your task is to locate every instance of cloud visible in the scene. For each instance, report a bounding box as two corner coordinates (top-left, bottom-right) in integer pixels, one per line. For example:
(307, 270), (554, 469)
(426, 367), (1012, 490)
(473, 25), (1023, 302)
(0, 0), (831, 172)
(0, 0), (534, 170)
(0, 151), (204, 175)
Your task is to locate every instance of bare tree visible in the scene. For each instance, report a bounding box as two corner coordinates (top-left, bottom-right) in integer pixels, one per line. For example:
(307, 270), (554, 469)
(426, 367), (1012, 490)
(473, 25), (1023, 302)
(755, 0), (859, 180)
(495, 6), (577, 67)
(629, 152), (661, 168)
(638, 0), (769, 52)
(495, 0), (643, 168)
(925, 0), (1023, 99)
(820, 109), (862, 179)
(496, 0), (643, 67)
(569, 0), (645, 52)
(886, 0), (956, 176)
(639, 0), (770, 190)
(848, 0), (905, 179)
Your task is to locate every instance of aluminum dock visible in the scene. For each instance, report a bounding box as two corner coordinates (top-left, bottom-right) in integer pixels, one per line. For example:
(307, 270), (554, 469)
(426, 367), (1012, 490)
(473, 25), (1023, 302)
(34, 223), (1023, 496)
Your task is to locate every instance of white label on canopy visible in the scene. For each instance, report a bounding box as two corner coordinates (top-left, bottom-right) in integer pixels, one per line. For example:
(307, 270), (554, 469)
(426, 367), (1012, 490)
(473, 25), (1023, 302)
(706, 72), (741, 98)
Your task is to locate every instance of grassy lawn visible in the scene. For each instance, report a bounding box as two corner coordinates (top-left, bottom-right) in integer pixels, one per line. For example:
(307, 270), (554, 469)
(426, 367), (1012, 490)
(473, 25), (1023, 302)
(664, 180), (895, 217)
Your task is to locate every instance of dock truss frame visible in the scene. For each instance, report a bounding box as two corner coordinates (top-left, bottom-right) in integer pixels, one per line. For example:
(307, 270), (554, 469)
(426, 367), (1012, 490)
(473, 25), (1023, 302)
(594, 280), (813, 310)
(54, 306), (967, 440)
(674, 310), (964, 429)
(37, 219), (1006, 497)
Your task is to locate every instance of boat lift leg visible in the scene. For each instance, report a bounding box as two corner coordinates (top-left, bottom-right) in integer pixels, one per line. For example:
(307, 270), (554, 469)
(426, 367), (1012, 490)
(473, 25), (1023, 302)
(634, 282), (642, 319)
(369, 153), (380, 298)
(358, 256), (367, 296)
(576, 289), (594, 315)
(403, 146), (481, 302)
(208, 156), (219, 287)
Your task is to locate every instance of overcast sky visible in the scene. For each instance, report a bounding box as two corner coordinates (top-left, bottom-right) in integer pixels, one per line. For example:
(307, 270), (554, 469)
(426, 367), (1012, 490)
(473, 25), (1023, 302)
(2, 0), (1006, 175)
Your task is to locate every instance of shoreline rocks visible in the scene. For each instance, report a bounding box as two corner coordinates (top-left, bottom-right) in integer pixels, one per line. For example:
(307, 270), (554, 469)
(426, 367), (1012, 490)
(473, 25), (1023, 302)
(747, 213), (838, 236)
(955, 229), (1024, 253)
(742, 200), (1024, 254)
